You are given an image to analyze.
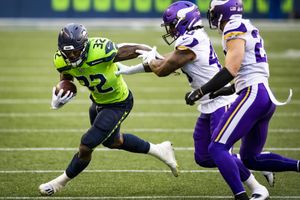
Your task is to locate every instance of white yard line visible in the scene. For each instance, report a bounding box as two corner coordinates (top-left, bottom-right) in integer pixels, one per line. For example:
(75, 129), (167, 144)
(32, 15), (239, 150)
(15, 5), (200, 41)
(0, 169), (221, 174)
(0, 128), (299, 134)
(0, 112), (299, 118)
(1, 196), (300, 199)
(0, 147), (299, 152)
(0, 99), (300, 105)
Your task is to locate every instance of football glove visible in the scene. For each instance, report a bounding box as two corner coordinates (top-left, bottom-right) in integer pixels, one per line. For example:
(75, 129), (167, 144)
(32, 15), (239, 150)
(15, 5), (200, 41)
(136, 46), (164, 66)
(185, 89), (203, 106)
(51, 87), (74, 109)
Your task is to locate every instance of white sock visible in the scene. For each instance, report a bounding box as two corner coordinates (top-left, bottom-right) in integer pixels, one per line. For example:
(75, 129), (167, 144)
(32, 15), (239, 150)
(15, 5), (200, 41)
(51, 172), (71, 186)
(147, 143), (159, 156)
(244, 174), (262, 191)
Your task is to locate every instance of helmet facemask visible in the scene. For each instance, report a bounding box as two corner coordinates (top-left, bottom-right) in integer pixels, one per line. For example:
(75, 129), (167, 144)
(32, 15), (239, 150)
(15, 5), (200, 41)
(161, 19), (179, 45)
(60, 42), (88, 67)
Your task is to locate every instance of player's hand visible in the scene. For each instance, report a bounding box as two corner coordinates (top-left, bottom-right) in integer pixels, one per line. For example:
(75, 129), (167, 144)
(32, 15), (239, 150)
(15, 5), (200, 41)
(51, 87), (74, 109)
(136, 46), (164, 65)
(185, 89), (203, 106)
(115, 62), (131, 76)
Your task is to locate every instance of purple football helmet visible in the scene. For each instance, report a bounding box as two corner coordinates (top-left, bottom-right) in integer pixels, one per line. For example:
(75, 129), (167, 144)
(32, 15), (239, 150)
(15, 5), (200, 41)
(207, 0), (243, 30)
(161, 1), (202, 45)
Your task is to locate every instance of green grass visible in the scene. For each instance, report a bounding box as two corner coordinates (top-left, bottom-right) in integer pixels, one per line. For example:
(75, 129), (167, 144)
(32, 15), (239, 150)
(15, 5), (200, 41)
(0, 21), (300, 199)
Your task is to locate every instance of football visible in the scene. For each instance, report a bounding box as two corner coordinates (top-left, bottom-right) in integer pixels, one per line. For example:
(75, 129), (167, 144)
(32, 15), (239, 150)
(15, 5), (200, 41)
(55, 80), (77, 96)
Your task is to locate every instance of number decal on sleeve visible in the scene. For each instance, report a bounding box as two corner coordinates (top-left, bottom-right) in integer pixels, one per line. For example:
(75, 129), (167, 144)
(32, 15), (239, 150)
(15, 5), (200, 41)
(209, 44), (222, 68)
(93, 39), (107, 49)
(252, 30), (267, 63)
(76, 74), (113, 93)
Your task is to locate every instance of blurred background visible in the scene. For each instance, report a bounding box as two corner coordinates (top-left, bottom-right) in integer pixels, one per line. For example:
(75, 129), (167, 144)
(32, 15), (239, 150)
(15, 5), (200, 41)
(0, 0), (299, 19)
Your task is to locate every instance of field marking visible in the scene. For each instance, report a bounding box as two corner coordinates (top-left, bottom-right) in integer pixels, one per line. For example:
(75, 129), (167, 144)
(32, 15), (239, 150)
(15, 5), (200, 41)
(0, 77), (299, 83)
(0, 99), (300, 105)
(0, 112), (299, 118)
(0, 128), (299, 134)
(0, 169), (221, 174)
(0, 147), (299, 152)
(1, 196), (300, 199)
(0, 86), (299, 93)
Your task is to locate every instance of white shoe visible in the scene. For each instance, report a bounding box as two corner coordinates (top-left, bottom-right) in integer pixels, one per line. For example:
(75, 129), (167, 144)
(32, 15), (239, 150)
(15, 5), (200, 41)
(39, 181), (64, 196)
(150, 141), (179, 177)
(261, 171), (275, 187)
(250, 185), (269, 200)
(39, 172), (70, 196)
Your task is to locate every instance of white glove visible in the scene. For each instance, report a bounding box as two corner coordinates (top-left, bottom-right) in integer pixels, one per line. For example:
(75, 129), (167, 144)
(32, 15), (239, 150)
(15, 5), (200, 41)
(136, 46), (164, 65)
(115, 63), (145, 76)
(51, 87), (74, 109)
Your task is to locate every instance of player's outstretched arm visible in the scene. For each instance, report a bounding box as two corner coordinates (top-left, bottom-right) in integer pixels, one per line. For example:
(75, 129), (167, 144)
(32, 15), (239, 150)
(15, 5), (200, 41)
(115, 62), (150, 76)
(113, 43), (152, 62)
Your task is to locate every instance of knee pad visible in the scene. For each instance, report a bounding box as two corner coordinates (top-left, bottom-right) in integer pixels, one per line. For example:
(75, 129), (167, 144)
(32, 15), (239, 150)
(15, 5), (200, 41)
(194, 153), (215, 168)
(81, 126), (107, 149)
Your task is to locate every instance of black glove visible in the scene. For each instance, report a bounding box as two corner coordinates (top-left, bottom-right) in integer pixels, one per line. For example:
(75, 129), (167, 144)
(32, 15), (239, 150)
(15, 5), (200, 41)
(209, 84), (235, 99)
(185, 89), (203, 105)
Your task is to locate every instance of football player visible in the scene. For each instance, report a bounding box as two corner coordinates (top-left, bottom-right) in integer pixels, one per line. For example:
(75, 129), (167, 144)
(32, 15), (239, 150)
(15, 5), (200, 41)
(38, 23), (178, 196)
(115, 1), (273, 199)
(184, 0), (299, 199)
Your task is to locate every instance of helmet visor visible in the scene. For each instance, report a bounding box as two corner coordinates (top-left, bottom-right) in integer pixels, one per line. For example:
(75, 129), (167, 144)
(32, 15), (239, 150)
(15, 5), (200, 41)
(62, 49), (83, 62)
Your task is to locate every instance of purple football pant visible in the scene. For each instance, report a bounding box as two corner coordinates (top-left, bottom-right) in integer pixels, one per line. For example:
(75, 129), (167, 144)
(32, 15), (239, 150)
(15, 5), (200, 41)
(193, 105), (250, 182)
(209, 83), (299, 195)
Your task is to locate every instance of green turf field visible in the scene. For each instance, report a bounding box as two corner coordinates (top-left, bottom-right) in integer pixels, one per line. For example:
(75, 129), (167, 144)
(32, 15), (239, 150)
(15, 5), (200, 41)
(0, 21), (299, 199)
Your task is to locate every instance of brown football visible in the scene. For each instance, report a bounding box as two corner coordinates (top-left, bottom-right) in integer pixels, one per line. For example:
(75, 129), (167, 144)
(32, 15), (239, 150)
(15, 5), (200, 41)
(55, 80), (77, 96)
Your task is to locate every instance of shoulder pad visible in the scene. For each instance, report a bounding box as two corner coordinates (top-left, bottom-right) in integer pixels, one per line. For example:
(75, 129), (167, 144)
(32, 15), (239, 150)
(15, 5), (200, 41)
(53, 51), (71, 73)
(223, 20), (247, 40)
(176, 35), (199, 50)
(86, 37), (118, 66)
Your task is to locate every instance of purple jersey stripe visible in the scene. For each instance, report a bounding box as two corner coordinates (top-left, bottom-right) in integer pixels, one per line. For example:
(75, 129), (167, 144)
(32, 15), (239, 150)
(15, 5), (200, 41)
(214, 86), (252, 142)
(223, 22), (247, 36)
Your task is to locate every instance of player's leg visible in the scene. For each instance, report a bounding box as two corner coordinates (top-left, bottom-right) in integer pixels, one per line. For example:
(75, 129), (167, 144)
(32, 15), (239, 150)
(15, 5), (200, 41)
(209, 84), (269, 199)
(210, 105), (268, 199)
(98, 92), (178, 176)
(193, 113), (216, 167)
(39, 103), (99, 196)
(39, 95), (134, 195)
(102, 131), (178, 177)
(240, 99), (299, 173)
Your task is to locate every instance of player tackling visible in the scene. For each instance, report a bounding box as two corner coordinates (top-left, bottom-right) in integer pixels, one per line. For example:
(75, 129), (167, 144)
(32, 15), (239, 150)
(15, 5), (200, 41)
(115, 1), (275, 199)
(38, 23), (178, 196)
(184, 0), (299, 199)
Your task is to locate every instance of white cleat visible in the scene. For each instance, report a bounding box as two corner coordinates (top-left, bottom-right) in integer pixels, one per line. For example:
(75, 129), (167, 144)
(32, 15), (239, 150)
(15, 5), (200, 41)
(153, 141), (179, 177)
(250, 185), (269, 200)
(261, 171), (275, 187)
(39, 172), (70, 196)
(39, 182), (63, 196)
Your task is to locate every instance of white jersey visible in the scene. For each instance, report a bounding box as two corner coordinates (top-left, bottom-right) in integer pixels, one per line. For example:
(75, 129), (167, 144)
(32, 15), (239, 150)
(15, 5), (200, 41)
(175, 28), (236, 114)
(222, 18), (269, 93)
